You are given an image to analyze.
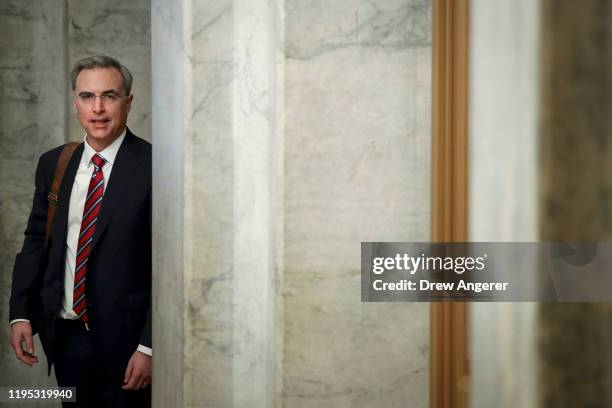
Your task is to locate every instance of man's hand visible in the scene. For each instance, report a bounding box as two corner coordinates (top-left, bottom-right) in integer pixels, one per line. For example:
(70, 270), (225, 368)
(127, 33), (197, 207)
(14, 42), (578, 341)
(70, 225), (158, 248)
(122, 350), (152, 390)
(9, 322), (38, 366)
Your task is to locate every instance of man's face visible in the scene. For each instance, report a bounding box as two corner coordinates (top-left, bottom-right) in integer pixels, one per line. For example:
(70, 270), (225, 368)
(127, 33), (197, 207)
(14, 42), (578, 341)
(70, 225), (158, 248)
(73, 67), (133, 144)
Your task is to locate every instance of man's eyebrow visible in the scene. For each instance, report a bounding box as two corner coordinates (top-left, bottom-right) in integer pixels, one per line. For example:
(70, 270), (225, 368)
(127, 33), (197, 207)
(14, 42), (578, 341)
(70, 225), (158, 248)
(77, 89), (121, 95)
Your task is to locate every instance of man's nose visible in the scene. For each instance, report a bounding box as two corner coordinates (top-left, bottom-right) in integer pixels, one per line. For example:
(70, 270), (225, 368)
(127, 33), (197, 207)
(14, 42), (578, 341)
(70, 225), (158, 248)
(92, 96), (105, 113)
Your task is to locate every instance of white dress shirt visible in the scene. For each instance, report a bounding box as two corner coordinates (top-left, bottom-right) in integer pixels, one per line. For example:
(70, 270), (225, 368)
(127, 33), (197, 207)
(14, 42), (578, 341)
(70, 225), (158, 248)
(11, 129), (152, 357)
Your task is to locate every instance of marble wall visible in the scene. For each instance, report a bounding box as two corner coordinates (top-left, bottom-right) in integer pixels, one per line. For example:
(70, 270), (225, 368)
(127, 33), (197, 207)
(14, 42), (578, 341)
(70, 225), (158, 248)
(0, 1), (67, 403)
(0, 0), (151, 403)
(282, 0), (431, 406)
(153, 0), (431, 407)
(67, 0), (151, 142)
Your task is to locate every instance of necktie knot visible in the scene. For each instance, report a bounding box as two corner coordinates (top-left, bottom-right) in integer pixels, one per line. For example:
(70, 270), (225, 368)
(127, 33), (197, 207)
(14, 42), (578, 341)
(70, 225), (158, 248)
(91, 154), (106, 169)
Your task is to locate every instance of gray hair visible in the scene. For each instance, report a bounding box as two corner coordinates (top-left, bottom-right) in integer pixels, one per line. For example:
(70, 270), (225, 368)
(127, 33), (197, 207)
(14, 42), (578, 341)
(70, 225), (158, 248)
(70, 55), (133, 94)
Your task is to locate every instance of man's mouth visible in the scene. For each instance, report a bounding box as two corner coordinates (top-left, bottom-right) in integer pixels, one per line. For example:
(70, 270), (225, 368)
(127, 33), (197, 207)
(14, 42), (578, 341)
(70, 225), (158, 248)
(90, 119), (110, 129)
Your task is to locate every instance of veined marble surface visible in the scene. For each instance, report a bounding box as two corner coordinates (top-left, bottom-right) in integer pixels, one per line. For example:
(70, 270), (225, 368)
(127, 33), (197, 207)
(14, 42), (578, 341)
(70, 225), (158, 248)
(283, 0), (431, 406)
(67, 0), (151, 141)
(151, 1), (185, 407)
(0, 1), (66, 404)
(153, 0), (431, 407)
(285, 0), (430, 60)
(154, 0), (282, 406)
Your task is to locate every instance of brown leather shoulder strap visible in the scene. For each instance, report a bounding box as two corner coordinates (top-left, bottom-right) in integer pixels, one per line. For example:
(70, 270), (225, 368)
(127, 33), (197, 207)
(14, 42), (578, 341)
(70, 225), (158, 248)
(44, 142), (80, 250)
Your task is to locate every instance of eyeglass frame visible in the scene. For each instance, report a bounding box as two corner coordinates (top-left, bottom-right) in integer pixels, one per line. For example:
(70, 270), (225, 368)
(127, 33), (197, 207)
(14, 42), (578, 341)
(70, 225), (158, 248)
(73, 91), (131, 105)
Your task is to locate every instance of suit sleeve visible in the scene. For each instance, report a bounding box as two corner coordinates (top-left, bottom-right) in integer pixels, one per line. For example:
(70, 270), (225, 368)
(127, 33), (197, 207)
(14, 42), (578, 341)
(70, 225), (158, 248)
(139, 307), (152, 349)
(139, 186), (152, 349)
(9, 156), (49, 327)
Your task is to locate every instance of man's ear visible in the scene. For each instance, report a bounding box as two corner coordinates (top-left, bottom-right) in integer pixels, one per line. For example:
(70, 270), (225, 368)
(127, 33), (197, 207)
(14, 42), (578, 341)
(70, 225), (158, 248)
(126, 94), (134, 112)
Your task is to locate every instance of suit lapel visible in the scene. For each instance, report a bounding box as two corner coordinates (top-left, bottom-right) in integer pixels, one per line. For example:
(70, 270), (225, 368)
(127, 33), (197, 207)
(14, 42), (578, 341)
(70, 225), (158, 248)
(91, 129), (143, 249)
(53, 143), (84, 254)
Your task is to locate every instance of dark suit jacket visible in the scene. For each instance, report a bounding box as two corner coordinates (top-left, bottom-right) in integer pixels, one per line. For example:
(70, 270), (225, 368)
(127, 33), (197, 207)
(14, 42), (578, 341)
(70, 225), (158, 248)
(9, 129), (152, 380)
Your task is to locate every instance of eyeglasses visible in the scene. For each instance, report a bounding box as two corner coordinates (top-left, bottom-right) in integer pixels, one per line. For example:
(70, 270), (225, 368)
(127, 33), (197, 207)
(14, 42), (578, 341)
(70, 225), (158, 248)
(75, 92), (128, 105)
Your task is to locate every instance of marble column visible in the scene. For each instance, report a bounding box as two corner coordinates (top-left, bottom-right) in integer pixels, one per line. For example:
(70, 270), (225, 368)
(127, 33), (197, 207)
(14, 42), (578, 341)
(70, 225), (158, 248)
(152, 0), (280, 406)
(538, 1), (612, 406)
(468, 1), (540, 407)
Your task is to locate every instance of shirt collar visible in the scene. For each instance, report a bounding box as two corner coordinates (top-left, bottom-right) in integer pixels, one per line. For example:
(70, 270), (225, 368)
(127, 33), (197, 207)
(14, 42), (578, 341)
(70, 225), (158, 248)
(82, 128), (127, 166)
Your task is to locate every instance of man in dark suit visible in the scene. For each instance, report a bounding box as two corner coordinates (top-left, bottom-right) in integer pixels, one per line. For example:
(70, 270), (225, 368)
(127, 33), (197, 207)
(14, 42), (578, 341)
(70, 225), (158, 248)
(8, 55), (152, 408)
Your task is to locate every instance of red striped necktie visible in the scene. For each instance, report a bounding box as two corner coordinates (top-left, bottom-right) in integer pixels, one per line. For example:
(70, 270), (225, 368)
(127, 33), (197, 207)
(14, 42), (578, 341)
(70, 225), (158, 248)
(73, 153), (106, 327)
